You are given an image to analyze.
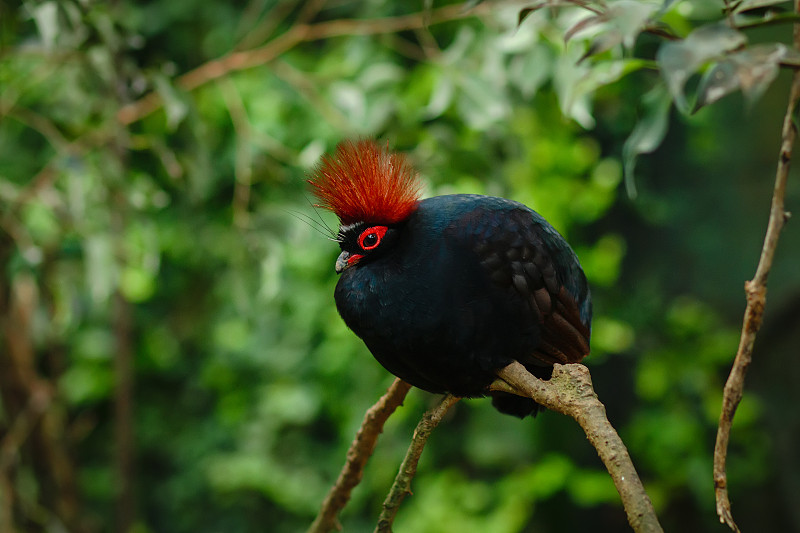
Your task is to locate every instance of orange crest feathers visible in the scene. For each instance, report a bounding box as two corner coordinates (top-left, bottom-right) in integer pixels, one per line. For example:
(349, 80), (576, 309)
(308, 140), (422, 225)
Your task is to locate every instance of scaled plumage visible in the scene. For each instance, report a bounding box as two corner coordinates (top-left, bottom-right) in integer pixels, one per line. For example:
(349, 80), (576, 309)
(309, 141), (592, 418)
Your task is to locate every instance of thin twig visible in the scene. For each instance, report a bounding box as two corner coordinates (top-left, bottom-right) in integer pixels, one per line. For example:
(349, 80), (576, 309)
(4, 107), (71, 151)
(490, 362), (663, 533)
(374, 394), (460, 533)
(234, 0), (300, 51)
(116, 3), (490, 125)
(0, 274), (83, 530)
(0, 469), (17, 533)
(713, 3), (800, 530)
(735, 12), (800, 32)
(295, 0), (329, 26)
(308, 379), (412, 533)
(722, 0), (737, 27)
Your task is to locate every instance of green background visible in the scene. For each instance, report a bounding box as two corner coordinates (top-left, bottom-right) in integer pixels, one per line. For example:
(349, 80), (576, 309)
(1, 1), (799, 532)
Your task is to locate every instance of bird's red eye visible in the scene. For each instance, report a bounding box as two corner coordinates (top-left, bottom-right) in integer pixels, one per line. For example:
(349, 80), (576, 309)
(358, 226), (388, 251)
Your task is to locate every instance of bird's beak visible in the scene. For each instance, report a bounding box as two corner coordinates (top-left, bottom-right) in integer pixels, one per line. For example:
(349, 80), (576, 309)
(335, 251), (362, 273)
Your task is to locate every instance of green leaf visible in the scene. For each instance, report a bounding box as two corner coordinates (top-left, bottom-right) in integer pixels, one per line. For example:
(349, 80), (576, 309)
(456, 74), (509, 130)
(518, 6), (539, 28)
(695, 43), (784, 111)
(153, 74), (189, 131)
(570, 1), (660, 61)
(611, 0), (661, 47)
(30, 1), (60, 50)
(509, 44), (553, 97)
(85, 234), (116, 305)
(778, 45), (800, 66)
(660, 0), (681, 11)
(734, 0), (790, 13)
(694, 59), (740, 110)
(735, 44), (782, 105)
(73, 329), (115, 361)
(622, 83), (671, 198)
(425, 74), (455, 119)
(61, 364), (114, 405)
(213, 318), (251, 353)
(565, 14), (607, 43)
(119, 266), (156, 302)
(657, 24), (747, 112)
(556, 53), (649, 127)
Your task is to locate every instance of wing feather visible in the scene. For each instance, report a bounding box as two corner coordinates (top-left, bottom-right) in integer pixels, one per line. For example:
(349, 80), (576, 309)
(466, 204), (591, 366)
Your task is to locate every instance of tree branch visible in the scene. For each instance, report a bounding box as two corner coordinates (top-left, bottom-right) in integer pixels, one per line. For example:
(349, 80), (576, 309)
(116, 3), (490, 125)
(0, 274), (83, 531)
(0, 384), (51, 472)
(374, 394), (460, 533)
(490, 362), (663, 533)
(308, 379), (412, 533)
(713, 2), (800, 530)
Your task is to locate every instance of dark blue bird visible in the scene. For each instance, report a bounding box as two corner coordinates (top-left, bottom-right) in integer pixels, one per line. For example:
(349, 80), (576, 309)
(309, 140), (591, 417)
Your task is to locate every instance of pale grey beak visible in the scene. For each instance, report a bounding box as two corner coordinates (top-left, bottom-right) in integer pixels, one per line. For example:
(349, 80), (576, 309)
(335, 251), (353, 274)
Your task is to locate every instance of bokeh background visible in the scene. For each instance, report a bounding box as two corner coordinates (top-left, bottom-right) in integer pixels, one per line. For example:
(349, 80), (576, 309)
(1, 0), (799, 532)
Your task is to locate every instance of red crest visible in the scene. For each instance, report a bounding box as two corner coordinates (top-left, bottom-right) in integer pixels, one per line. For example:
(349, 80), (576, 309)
(308, 140), (422, 225)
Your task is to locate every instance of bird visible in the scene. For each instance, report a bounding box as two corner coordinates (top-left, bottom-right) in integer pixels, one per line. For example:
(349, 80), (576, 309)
(308, 140), (592, 418)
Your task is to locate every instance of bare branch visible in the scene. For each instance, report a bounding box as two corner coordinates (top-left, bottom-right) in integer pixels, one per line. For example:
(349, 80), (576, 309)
(374, 394), (460, 533)
(308, 379), (412, 533)
(490, 362), (664, 533)
(0, 274), (83, 530)
(713, 2), (800, 530)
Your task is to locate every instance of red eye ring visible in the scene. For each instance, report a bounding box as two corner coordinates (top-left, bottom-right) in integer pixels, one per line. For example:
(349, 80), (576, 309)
(358, 226), (388, 251)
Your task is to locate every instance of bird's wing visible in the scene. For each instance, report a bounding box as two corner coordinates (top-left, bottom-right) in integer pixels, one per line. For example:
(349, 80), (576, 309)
(460, 204), (591, 365)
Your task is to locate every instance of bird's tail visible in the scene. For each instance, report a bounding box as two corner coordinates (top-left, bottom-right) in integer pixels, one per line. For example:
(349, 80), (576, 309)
(490, 364), (553, 418)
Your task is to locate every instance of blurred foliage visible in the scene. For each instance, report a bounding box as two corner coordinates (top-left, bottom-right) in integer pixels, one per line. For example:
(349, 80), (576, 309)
(1, 1), (799, 532)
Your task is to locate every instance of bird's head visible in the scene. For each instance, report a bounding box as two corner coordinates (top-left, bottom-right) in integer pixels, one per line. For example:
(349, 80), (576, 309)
(308, 140), (422, 273)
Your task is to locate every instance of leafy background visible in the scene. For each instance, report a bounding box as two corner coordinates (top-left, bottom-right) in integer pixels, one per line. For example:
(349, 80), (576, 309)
(1, 0), (799, 532)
